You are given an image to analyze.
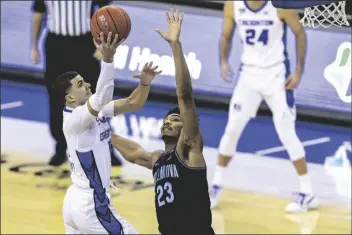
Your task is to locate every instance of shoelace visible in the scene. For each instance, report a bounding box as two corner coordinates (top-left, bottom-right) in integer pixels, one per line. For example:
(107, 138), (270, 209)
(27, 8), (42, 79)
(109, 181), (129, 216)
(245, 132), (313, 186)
(293, 192), (314, 206)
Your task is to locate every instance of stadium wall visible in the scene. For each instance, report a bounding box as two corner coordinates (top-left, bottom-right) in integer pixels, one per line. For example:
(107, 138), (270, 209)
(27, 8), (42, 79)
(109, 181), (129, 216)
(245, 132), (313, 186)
(1, 1), (351, 125)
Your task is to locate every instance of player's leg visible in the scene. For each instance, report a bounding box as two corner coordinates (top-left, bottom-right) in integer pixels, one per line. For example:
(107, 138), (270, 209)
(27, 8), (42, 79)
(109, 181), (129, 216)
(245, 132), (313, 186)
(209, 82), (262, 208)
(74, 191), (137, 234)
(265, 86), (319, 213)
(62, 186), (82, 234)
(108, 203), (139, 234)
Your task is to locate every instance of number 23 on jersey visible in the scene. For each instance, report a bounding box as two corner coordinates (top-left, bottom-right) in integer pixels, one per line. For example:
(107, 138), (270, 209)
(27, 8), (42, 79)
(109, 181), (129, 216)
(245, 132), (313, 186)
(157, 182), (175, 207)
(245, 29), (269, 45)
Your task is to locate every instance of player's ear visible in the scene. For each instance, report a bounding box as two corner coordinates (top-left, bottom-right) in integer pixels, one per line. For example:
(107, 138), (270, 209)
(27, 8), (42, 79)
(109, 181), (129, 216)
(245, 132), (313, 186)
(65, 94), (75, 104)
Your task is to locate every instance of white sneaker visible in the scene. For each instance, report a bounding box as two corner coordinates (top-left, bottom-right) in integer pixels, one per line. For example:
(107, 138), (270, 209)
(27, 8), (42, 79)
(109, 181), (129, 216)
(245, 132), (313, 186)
(285, 192), (320, 213)
(209, 184), (223, 209)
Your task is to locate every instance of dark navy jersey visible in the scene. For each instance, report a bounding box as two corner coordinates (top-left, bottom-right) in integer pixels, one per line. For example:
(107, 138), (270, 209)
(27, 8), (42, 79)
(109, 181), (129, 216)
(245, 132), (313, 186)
(152, 148), (214, 235)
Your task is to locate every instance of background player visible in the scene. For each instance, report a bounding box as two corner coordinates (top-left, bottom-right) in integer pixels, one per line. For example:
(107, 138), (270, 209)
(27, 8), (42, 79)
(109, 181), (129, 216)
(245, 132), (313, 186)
(53, 31), (161, 234)
(209, 0), (319, 213)
(110, 8), (215, 235)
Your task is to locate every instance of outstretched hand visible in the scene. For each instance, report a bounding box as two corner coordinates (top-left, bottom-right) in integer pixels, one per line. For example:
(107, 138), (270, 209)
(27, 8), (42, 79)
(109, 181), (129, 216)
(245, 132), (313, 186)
(155, 8), (184, 43)
(133, 62), (162, 86)
(93, 32), (125, 62)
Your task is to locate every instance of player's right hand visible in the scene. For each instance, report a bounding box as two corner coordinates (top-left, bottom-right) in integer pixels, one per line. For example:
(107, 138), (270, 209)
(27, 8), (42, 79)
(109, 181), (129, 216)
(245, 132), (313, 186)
(221, 62), (234, 82)
(93, 32), (125, 63)
(31, 48), (40, 64)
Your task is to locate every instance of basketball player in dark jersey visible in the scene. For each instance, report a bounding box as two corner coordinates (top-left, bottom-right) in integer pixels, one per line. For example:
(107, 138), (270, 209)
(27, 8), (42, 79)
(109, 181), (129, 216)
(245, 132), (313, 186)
(110, 8), (215, 235)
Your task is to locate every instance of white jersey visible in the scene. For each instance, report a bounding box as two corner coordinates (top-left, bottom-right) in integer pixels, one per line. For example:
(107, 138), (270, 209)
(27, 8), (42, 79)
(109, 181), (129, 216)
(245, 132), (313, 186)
(234, 0), (289, 75)
(63, 101), (115, 191)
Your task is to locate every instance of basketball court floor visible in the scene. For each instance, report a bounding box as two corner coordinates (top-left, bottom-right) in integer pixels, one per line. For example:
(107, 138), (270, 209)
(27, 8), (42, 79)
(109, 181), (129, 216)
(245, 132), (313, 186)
(1, 80), (351, 234)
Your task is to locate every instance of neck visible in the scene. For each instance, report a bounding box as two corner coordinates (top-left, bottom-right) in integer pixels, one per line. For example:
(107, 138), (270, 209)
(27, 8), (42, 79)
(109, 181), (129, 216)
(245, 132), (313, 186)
(65, 102), (79, 109)
(247, 0), (265, 8)
(162, 136), (178, 152)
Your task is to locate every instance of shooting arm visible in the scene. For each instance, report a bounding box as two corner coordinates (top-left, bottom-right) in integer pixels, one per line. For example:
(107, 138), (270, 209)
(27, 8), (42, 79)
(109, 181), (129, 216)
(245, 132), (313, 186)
(31, 0), (46, 50)
(279, 9), (306, 73)
(220, 1), (236, 64)
(110, 134), (161, 169)
(66, 61), (115, 134)
(170, 41), (199, 147)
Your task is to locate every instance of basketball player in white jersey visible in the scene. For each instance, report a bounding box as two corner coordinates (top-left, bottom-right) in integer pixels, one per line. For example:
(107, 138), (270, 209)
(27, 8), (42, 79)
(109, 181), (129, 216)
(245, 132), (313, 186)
(209, 0), (319, 213)
(52, 32), (162, 234)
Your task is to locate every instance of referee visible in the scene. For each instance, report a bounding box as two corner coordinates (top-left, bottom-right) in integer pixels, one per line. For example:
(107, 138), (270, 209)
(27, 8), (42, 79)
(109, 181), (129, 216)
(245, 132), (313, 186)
(31, 0), (121, 166)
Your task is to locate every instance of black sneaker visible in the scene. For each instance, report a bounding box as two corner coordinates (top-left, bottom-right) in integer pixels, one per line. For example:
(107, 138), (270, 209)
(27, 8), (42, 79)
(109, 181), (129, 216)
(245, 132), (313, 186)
(48, 154), (67, 166)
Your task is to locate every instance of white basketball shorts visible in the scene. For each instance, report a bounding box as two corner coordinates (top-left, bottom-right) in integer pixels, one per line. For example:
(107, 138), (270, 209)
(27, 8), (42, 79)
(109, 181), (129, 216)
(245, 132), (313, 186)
(63, 184), (138, 234)
(229, 63), (296, 120)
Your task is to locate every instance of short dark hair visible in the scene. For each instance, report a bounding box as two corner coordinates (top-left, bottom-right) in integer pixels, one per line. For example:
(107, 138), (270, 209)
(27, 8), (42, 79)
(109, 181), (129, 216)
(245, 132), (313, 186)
(164, 107), (180, 119)
(52, 71), (79, 104)
(164, 106), (201, 122)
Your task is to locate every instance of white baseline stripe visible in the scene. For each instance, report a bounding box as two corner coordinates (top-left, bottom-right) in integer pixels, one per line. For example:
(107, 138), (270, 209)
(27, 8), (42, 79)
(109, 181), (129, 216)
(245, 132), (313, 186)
(1, 101), (24, 110)
(256, 137), (331, 155)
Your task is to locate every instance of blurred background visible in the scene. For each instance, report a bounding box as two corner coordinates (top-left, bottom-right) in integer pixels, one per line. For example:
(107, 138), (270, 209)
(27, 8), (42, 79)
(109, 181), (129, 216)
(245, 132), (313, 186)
(1, 0), (351, 234)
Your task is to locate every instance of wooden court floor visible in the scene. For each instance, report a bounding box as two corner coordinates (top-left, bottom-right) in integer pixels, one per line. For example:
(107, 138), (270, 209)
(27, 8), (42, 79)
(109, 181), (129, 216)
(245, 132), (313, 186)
(1, 152), (351, 234)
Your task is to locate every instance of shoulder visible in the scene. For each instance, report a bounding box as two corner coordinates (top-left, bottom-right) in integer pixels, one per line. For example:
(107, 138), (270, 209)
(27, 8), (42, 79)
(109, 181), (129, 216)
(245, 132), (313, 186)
(276, 8), (299, 21)
(151, 150), (164, 166)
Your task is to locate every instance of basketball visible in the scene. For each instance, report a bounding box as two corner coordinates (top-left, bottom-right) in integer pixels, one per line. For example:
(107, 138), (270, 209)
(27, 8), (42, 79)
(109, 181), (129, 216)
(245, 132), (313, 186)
(90, 6), (131, 44)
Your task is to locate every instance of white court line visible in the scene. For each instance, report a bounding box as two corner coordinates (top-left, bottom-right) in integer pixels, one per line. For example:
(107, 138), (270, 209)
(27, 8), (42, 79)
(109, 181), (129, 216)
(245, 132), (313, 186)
(256, 137), (331, 155)
(1, 101), (24, 110)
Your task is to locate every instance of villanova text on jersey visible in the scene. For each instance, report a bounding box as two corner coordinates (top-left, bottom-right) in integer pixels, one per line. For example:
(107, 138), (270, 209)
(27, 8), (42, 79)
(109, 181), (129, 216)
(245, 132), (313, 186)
(152, 149), (215, 235)
(153, 164), (180, 184)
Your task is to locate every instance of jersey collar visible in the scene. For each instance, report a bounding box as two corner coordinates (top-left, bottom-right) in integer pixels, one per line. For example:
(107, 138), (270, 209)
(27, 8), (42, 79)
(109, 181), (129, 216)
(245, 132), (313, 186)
(244, 0), (268, 13)
(63, 106), (73, 113)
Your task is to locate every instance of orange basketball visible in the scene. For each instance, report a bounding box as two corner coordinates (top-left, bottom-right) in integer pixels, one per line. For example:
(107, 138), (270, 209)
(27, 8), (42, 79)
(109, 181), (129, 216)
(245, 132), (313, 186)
(90, 6), (131, 43)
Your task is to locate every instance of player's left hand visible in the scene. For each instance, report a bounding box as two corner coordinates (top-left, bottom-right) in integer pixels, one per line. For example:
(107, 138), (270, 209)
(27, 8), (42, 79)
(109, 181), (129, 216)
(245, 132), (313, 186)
(133, 62), (162, 85)
(285, 71), (301, 90)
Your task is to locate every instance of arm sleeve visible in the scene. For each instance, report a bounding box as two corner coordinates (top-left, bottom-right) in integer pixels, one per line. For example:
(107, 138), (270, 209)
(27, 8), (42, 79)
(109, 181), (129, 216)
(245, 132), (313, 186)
(89, 61), (115, 112)
(65, 103), (96, 135)
(32, 0), (46, 13)
(100, 101), (115, 117)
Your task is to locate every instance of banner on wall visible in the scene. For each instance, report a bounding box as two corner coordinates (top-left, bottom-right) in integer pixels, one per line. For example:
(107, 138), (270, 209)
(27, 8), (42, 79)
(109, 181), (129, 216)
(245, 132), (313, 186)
(1, 1), (351, 114)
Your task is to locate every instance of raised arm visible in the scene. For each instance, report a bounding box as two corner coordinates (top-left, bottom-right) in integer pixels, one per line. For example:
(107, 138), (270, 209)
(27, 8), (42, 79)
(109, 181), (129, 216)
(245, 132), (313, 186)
(110, 134), (162, 169)
(156, 9), (203, 159)
(170, 41), (199, 146)
(66, 32), (124, 134)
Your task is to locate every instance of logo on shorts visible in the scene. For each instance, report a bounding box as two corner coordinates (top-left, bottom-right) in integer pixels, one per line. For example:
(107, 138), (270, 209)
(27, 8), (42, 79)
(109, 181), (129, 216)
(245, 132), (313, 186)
(233, 103), (242, 111)
(324, 42), (351, 103)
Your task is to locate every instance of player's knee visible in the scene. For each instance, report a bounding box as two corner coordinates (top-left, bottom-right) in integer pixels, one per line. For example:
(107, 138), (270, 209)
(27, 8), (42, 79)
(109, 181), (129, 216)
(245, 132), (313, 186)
(219, 115), (249, 156)
(273, 116), (305, 161)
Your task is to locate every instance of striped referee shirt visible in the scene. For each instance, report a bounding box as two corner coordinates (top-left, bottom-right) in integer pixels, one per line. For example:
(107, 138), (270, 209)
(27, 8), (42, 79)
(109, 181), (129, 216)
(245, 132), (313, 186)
(32, 0), (111, 36)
